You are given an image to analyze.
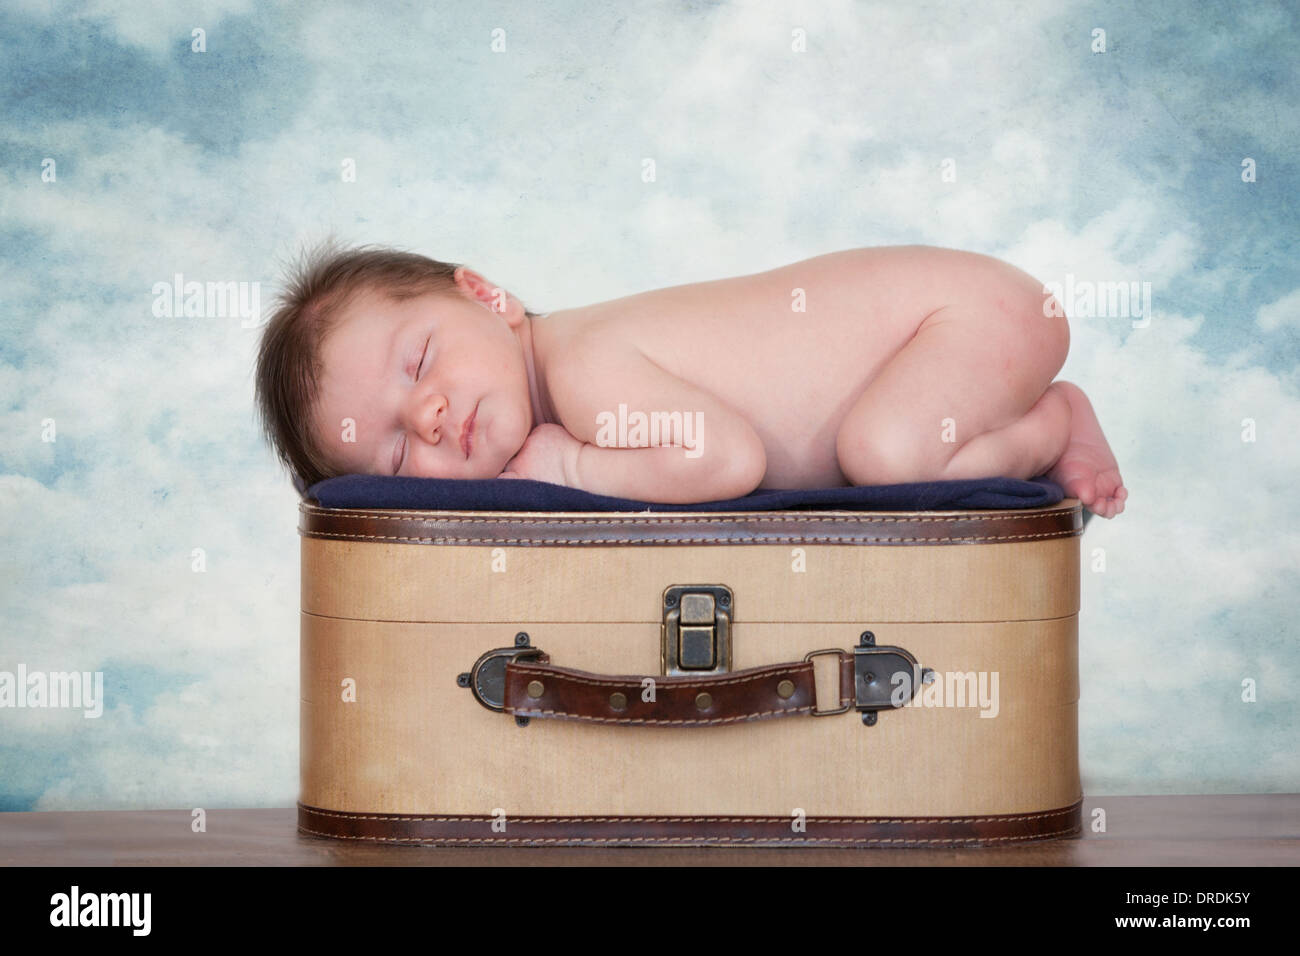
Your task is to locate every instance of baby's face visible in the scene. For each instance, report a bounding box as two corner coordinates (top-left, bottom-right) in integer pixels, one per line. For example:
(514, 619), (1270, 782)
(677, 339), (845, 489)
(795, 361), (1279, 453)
(312, 284), (534, 478)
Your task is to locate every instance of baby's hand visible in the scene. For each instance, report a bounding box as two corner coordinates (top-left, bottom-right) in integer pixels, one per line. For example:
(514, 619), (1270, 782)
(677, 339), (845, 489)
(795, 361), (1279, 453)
(498, 423), (583, 486)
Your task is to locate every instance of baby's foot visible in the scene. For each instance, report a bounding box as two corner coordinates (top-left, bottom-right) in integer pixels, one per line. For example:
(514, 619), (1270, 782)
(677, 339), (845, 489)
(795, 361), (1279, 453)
(1045, 382), (1128, 518)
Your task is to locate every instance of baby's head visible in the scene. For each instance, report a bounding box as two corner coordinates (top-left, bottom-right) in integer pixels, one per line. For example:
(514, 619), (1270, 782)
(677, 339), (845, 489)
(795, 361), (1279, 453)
(254, 242), (543, 491)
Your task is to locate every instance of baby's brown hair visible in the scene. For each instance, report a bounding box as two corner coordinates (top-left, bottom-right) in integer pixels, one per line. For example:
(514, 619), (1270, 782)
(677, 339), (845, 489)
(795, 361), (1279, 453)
(254, 240), (538, 492)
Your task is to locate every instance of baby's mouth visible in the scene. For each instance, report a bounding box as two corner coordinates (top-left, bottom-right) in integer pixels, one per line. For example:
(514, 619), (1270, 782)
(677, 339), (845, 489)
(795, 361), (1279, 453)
(460, 401), (479, 459)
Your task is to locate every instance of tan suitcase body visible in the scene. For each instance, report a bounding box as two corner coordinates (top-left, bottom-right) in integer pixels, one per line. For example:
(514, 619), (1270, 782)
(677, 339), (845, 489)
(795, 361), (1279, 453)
(298, 500), (1083, 847)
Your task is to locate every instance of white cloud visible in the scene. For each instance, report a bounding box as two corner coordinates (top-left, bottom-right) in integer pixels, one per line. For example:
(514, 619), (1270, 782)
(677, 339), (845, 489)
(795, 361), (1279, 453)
(77, 0), (257, 57)
(1257, 287), (1300, 333)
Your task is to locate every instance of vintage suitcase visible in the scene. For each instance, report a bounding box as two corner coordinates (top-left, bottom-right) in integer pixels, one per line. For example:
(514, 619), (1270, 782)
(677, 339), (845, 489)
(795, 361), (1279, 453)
(297, 496), (1083, 847)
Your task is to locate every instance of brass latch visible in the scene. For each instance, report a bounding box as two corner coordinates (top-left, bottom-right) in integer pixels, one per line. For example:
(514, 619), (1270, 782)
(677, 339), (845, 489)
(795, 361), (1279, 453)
(661, 585), (732, 677)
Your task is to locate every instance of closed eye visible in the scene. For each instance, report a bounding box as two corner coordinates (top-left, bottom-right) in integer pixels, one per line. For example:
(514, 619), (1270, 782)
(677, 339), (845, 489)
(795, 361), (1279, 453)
(392, 434), (405, 476)
(395, 335), (433, 475)
(415, 336), (431, 379)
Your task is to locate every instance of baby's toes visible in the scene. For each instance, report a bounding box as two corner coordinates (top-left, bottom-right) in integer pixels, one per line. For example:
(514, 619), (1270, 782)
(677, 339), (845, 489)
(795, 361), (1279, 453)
(1096, 474), (1129, 510)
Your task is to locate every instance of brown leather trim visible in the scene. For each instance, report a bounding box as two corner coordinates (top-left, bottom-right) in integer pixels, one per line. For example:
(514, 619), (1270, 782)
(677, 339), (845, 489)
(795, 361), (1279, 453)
(297, 799), (1083, 847)
(504, 655), (817, 725)
(298, 501), (1082, 547)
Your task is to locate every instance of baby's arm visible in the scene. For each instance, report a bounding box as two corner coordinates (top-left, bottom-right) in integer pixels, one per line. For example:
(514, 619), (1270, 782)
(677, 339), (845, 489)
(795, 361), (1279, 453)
(546, 335), (766, 503)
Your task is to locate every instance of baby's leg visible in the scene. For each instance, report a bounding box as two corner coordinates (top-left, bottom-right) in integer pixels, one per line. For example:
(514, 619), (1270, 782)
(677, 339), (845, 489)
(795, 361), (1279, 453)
(836, 307), (1127, 516)
(939, 381), (1072, 482)
(948, 382), (1127, 516)
(934, 378), (1126, 517)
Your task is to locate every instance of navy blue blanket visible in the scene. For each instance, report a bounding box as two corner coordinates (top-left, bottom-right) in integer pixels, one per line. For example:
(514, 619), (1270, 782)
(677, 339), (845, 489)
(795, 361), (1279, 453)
(306, 474), (1067, 513)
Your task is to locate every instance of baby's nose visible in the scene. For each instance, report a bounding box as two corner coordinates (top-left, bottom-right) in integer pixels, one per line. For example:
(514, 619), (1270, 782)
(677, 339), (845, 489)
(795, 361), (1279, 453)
(411, 392), (449, 442)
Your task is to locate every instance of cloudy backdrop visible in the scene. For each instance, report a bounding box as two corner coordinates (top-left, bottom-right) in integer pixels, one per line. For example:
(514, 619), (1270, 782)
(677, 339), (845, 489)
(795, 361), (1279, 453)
(1, 0), (1297, 810)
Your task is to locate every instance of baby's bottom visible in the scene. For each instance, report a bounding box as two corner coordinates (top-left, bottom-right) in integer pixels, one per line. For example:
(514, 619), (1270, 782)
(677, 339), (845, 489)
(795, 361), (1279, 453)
(835, 309), (1127, 517)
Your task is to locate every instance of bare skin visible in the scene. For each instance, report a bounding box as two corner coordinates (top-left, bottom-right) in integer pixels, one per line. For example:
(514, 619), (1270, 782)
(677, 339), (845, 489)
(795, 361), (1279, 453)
(312, 246), (1127, 517)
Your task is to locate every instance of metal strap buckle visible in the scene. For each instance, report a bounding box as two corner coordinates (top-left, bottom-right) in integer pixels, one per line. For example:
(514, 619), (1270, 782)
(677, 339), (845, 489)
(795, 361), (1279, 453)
(461, 635), (546, 712)
(802, 648), (851, 716)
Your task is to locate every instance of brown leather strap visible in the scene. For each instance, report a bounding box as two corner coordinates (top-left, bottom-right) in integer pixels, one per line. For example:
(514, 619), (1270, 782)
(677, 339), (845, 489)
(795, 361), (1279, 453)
(299, 500), (1083, 547)
(299, 799), (1084, 846)
(504, 653), (820, 725)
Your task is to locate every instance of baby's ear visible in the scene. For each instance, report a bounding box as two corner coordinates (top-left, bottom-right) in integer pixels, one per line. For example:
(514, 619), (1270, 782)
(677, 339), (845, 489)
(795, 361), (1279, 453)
(458, 267), (524, 323)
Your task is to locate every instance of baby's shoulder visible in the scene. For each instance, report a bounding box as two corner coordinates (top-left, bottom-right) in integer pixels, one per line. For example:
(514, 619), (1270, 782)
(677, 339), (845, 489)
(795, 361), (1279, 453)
(544, 307), (645, 358)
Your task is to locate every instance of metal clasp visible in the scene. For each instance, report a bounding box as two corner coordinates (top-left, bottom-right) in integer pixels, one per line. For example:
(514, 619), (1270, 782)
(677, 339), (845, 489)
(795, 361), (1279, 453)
(661, 585), (732, 676)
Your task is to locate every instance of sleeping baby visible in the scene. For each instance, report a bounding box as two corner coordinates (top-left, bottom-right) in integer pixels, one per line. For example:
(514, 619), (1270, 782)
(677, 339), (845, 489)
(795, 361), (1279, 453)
(254, 243), (1127, 517)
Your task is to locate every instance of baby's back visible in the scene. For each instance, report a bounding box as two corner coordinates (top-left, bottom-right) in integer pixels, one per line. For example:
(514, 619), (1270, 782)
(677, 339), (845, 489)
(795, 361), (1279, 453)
(550, 246), (1016, 487)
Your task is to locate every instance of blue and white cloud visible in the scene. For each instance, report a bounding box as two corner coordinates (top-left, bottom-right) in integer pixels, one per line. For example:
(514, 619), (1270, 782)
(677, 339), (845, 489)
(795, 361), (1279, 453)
(1, 0), (1297, 810)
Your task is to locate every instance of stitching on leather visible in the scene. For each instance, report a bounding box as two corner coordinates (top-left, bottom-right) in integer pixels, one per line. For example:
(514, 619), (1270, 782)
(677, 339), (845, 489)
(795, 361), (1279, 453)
(297, 824), (1080, 845)
(300, 506), (1080, 544)
(299, 805), (1077, 824)
(505, 705), (814, 724)
(301, 530), (1075, 545)
(306, 510), (1067, 525)
(507, 663), (809, 689)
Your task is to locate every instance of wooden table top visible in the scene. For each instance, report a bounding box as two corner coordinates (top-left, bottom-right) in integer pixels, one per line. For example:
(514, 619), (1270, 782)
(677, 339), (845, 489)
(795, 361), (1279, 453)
(2, 794), (1297, 866)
